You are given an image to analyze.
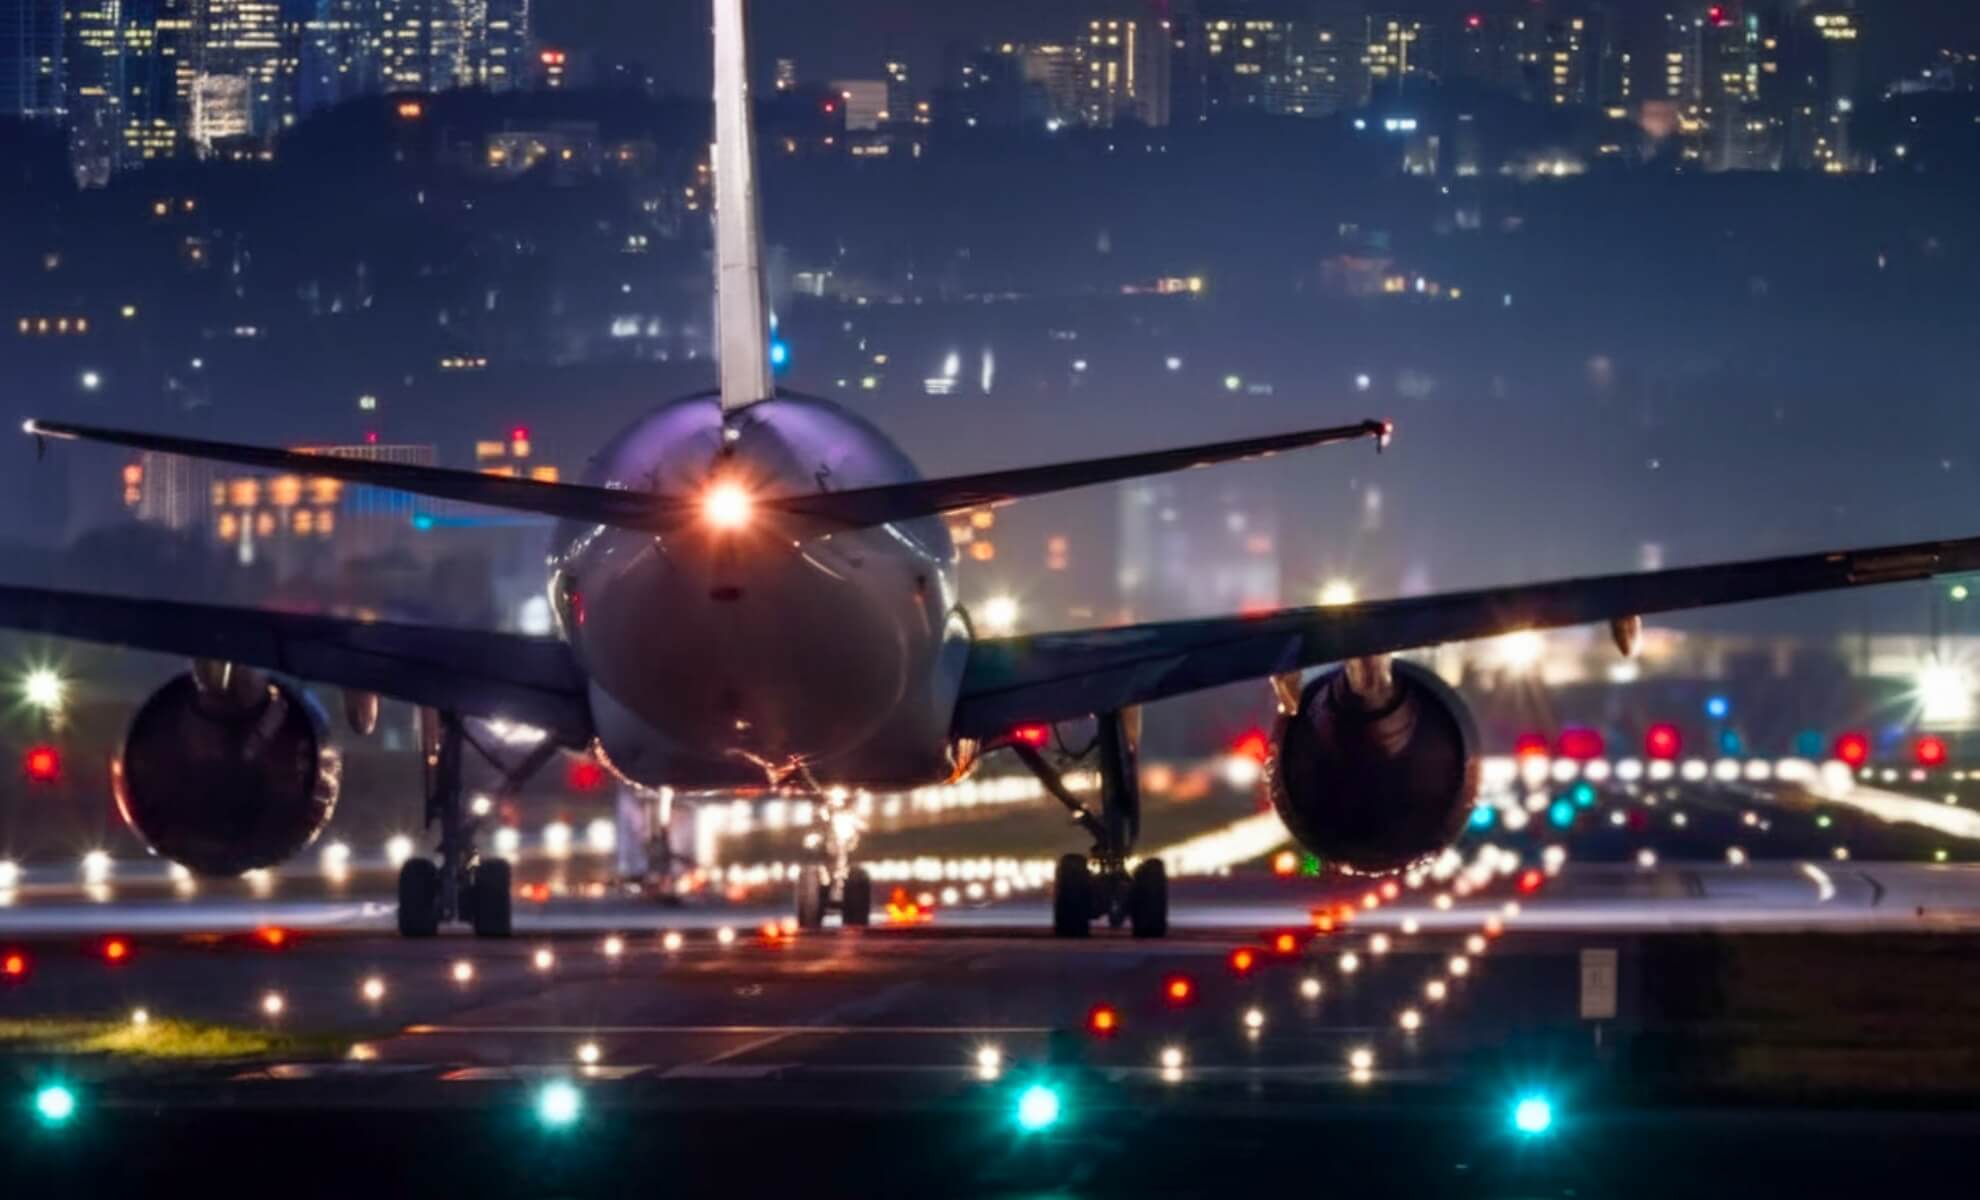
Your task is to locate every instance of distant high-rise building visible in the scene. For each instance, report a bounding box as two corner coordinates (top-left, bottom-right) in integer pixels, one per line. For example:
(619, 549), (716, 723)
(1360, 13), (1432, 97)
(1018, 42), (1081, 126)
(948, 41), (1023, 128)
(1078, 17), (1169, 127)
(1782, 6), (1861, 170)
(478, 0), (528, 91)
(63, 0), (124, 182)
(1699, 3), (1779, 170)
(2, 0), (63, 118)
(115, 0), (198, 168)
(830, 77), (886, 131)
(298, 0), (381, 117)
(194, 0), (291, 146)
(883, 57), (911, 124)
(1451, 10), (1530, 97)
(773, 56), (794, 91)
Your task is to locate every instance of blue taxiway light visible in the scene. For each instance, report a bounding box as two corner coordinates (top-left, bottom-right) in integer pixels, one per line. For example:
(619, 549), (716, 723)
(1015, 1084), (1061, 1131)
(536, 1081), (582, 1128)
(1512, 1095), (1554, 1135)
(33, 1085), (76, 1125)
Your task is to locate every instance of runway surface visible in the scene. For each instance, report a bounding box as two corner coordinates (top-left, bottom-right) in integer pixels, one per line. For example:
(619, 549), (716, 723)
(6, 860), (1980, 1095)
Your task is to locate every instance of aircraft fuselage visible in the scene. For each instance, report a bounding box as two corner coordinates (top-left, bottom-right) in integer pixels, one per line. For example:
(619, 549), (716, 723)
(552, 393), (972, 793)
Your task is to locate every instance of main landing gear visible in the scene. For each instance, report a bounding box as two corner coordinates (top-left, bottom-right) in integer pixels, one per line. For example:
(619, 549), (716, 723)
(1012, 709), (1168, 939)
(793, 787), (873, 931)
(397, 710), (557, 939)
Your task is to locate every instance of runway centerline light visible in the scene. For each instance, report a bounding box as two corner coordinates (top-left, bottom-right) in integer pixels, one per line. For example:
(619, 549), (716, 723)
(576, 1041), (601, 1065)
(1512, 1095), (1554, 1135)
(33, 1084), (76, 1125)
(1300, 976), (1323, 1000)
(1243, 1006), (1266, 1031)
(536, 1081), (582, 1128)
(1015, 1084), (1061, 1132)
(533, 947), (555, 971)
(451, 960), (475, 983)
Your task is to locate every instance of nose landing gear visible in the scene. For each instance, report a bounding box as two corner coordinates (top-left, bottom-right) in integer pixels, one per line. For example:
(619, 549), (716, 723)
(792, 788), (873, 930)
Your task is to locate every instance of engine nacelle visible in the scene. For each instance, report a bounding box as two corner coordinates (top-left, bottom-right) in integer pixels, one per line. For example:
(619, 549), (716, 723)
(114, 672), (341, 877)
(1268, 658), (1479, 875)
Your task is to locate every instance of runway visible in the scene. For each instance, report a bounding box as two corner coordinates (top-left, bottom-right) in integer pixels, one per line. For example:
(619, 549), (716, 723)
(5, 859), (1980, 1092)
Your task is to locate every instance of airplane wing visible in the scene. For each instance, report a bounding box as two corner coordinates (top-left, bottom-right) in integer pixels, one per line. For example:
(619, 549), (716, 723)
(24, 417), (1388, 535)
(951, 533), (1980, 737)
(0, 584), (593, 741)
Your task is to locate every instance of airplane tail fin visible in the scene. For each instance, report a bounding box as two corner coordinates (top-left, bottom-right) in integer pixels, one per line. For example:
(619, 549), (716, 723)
(711, 0), (774, 414)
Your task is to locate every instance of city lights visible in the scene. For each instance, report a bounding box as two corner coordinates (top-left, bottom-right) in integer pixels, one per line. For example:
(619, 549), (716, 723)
(981, 594), (1020, 636)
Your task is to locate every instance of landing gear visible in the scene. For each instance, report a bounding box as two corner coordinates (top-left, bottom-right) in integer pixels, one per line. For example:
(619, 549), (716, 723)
(796, 863), (827, 930)
(1129, 858), (1168, 939)
(397, 858), (441, 938)
(1017, 709), (1169, 938)
(395, 709), (537, 939)
(843, 866), (872, 927)
(1053, 853), (1092, 938)
(790, 789), (871, 930)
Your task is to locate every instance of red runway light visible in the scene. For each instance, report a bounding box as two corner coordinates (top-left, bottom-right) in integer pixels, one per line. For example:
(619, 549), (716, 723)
(1518, 869), (1544, 894)
(1916, 735), (1949, 767)
(2, 951), (26, 979)
(1165, 976), (1194, 1003)
(1556, 728), (1604, 761)
(1514, 733), (1548, 759)
(1336, 903), (1356, 923)
(1645, 723), (1682, 760)
(1011, 724), (1050, 748)
(1312, 911), (1335, 933)
(1232, 730), (1271, 763)
(24, 745), (59, 782)
(256, 926), (288, 948)
(1088, 1004), (1119, 1035)
(1271, 850), (1298, 877)
(102, 937), (130, 963)
(1273, 932), (1298, 955)
(1229, 948), (1256, 974)
(1835, 732), (1871, 767)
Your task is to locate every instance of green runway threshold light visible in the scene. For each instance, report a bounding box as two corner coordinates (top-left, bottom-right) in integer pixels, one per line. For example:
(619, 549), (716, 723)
(1015, 1084), (1062, 1132)
(33, 1084), (76, 1126)
(1511, 1095), (1554, 1136)
(536, 1080), (582, 1129)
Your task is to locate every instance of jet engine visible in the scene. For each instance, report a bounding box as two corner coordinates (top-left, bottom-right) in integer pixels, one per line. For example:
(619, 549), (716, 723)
(1268, 658), (1479, 875)
(113, 668), (341, 877)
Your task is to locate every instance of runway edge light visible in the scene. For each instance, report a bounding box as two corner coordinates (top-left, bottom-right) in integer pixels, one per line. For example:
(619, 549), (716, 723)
(1511, 1094), (1554, 1136)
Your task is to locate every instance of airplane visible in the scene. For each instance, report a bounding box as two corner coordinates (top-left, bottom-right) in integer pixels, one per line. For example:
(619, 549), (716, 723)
(11, 0), (1980, 940)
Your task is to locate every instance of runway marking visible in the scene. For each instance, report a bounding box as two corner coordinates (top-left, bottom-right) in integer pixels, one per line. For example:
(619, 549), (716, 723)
(1800, 863), (1837, 902)
(693, 1031), (797, 1065)
(402, 1024), (1057, 1036)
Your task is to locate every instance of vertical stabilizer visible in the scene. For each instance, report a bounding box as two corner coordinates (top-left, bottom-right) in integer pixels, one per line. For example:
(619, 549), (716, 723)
(712, 0), (774, 413)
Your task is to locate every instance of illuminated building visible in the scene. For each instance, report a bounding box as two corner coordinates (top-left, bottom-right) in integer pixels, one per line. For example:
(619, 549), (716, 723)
(1080, 17), (1168, 128)
(1, 0), (63, 119)
(883, 57), (911, 124)
(1360, 13), (1431, 97)
(1452, 11), (1532, 98)
(1200, 16), (1348, 119)
(299, 0), (382, 116)
(830, 78), (886, 131)
(951, 42), (1022, 128)
(1119, 480), (1279, 624)
(63, 0), (124, 184)
(1018, 42), (1081, 127)
(1699, 3), (1780, 171)
(773, 55), (794, 91)
(1783, 8), (1861, 171)
(192, 0), (290, 147)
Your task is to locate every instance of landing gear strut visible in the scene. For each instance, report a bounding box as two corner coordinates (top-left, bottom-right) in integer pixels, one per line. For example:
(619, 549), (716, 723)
(397, 710), (525, 938)
(1014, 709), (1168, 938)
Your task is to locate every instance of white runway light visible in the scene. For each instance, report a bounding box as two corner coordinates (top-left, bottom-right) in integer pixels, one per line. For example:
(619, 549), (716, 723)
(1398, 1008), (1422, 1032)
(361, 976), (386, 1002)
(601, 935), (625, 959)
(662, 931), (684, 952)
(451, 960), (475, 984)
(533, 947), (556, 972)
